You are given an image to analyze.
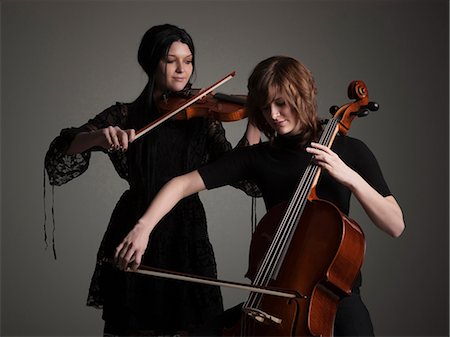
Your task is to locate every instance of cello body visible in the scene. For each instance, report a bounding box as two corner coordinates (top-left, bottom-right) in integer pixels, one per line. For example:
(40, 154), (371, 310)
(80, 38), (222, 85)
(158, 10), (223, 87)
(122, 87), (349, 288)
(238, 199), (365, 336)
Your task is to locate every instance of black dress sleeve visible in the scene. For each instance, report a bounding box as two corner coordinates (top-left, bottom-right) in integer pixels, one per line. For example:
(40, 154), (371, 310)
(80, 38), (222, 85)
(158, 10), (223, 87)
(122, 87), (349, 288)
(44, 103), (128, 186)
(349, 137), (391, 197)
(205, 120), (261, 197)
(199, 144), (257, 191)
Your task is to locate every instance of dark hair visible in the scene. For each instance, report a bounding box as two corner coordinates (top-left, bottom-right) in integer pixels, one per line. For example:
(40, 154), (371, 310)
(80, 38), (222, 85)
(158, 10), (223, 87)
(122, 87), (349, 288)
(132, 24), (196, 125)
(129, 24), (196, 212)
(137, 24), (195, 83)
(247, 56), (320, 146)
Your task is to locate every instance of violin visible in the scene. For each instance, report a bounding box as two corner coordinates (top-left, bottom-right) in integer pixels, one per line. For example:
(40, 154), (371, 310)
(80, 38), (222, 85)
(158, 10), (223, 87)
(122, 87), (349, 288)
(134, 72), (247, 140)
(159, 88), (248, 122)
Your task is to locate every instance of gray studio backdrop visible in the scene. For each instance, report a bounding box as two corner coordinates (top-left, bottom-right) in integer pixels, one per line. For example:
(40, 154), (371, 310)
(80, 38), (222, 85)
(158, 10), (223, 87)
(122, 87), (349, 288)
(1, 1), (448, 336)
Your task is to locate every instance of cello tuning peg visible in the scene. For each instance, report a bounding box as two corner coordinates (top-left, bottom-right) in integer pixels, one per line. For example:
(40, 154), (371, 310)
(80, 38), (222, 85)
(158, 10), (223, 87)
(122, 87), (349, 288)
(329, 105), (339, 115)
(352, 101), (379, 117)
(367, 101), (379, 111)
(351, 108), (370, 117)
(356, 108), (370, 117)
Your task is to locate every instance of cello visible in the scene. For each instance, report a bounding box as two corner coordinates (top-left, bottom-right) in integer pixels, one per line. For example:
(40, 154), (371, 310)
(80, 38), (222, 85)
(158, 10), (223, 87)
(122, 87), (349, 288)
(225, 80), (379, 336)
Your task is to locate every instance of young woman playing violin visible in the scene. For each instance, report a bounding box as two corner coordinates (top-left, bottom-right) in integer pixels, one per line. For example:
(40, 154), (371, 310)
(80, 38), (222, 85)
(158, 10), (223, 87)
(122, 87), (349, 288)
(115, 55), (405, 336)
(44, 24), (260, 336)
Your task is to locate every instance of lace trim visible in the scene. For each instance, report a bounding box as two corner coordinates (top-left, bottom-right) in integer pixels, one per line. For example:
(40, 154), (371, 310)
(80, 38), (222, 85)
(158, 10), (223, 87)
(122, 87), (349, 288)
(251, 196), (258, 234)
(43, 164), (57, 259)
(238, 134), (261, 234)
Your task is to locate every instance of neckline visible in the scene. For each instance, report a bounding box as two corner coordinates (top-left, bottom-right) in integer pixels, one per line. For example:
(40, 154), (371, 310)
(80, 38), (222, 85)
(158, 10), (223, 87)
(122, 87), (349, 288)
(273, 133), (305, 149)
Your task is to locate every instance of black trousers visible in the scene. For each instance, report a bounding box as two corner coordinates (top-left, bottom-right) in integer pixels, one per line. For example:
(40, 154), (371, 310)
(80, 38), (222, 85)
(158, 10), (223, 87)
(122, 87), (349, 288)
(104, 292), (375, 337)
(334, 290), (375, 336)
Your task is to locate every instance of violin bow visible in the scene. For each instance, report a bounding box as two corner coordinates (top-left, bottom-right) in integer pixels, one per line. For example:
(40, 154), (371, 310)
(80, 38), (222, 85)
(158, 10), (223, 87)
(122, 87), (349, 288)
(134, 71), (236, 140)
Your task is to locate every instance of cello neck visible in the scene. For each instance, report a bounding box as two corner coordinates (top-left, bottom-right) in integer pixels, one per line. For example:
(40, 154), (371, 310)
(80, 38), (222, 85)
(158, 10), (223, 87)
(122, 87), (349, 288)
(251, 117), (341, 287)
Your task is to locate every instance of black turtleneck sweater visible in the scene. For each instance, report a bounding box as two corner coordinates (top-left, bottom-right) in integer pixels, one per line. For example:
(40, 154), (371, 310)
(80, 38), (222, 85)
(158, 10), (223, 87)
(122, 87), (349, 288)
(198, 133), (386, 332)
(199, 134), (391, 215)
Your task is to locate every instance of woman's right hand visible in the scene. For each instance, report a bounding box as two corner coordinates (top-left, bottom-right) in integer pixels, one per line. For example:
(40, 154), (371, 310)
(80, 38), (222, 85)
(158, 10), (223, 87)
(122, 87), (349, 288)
(115, 220), (153, 271)
(66, 126), (136, 155)
(113, 171), (207, 271)
(98, 126), (136, 152)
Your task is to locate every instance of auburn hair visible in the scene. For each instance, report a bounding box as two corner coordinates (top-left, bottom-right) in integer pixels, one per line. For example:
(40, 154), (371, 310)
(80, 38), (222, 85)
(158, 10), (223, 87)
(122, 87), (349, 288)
(247, 56), (320, 146)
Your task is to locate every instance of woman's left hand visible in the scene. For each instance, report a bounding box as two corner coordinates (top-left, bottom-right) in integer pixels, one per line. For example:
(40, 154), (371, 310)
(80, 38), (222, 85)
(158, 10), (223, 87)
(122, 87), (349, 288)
(306, 142), (356, 188)
(307, 142), (405, 237)
(114, 221), (152, 271)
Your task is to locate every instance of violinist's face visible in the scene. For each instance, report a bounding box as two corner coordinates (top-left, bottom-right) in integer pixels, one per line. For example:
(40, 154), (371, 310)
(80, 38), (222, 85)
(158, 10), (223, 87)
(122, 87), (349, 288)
(262, 94), (302, 136)
(155, 41), (193, 94)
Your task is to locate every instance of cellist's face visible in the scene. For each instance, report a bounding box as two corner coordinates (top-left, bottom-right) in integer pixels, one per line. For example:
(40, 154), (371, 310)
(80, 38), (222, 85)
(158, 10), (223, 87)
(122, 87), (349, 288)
(262, 94), (302, 136)
(155, 41), (193, 94)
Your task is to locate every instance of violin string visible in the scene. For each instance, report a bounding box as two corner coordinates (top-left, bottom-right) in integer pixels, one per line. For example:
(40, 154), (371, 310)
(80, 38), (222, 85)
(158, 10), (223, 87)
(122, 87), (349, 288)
(245, 117), (339, 310)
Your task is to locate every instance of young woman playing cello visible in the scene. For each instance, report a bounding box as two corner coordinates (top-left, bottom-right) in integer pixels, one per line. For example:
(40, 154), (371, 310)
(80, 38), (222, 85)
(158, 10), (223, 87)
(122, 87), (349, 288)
(115, 55), (405, 336)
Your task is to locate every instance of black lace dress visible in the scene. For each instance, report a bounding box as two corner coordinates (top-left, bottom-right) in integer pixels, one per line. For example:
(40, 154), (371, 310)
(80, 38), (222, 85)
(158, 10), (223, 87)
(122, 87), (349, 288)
(44, 102), (259, 335)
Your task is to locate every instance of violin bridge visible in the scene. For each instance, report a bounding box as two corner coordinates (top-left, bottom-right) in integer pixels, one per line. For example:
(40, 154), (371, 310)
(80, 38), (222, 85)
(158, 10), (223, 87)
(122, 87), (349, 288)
(243, 307), (282, 325)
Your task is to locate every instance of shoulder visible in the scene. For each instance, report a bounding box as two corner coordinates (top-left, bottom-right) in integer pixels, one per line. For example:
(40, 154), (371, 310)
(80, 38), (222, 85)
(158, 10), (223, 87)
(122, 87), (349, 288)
(106, 102), (130, 117)
(90, 102), (125, 118)
(88, 102), (131, 127)
(333, 135), (377, 164)
(334, 135), (371, 152)
(218, 140), (267, 162)
(244, 140), (270, 155)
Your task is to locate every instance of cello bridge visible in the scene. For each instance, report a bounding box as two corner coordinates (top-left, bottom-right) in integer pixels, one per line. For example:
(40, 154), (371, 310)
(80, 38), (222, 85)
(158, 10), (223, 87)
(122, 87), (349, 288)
(243, 307), (282, 325)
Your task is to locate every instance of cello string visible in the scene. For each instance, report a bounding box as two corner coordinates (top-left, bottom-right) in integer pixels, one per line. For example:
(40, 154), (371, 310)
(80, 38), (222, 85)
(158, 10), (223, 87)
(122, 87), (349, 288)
(246, 118), (336, 308)
(263, 120), (335, 280)
(247, 165), (319, 307)
(256, 117), (336, 284)
(246, 117), (339, 310)
(250, 143), (324, 286)
(243, 123), (320, 306)
(245, 164), (315, 308)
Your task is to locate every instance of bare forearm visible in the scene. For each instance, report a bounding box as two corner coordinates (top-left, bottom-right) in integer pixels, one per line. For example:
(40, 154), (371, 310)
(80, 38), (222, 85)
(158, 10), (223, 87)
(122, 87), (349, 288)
(350, 174), (405, 237)
(306, 143), (405, 238)
(115, 170), (206, 270)
(66, 126), (136, 155)
(244, 121), (261, 145)
(66, 131), (101, 155)
(138, 170), (206, 231)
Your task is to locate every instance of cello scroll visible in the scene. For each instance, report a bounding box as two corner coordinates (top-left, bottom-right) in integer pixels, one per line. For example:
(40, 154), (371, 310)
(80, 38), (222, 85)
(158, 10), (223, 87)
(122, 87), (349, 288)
(329, 80), (379, 135)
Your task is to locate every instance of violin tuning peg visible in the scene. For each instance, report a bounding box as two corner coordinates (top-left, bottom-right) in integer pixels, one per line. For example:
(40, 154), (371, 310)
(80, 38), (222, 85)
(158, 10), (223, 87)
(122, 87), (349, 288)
(329, 105), (339, 116)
